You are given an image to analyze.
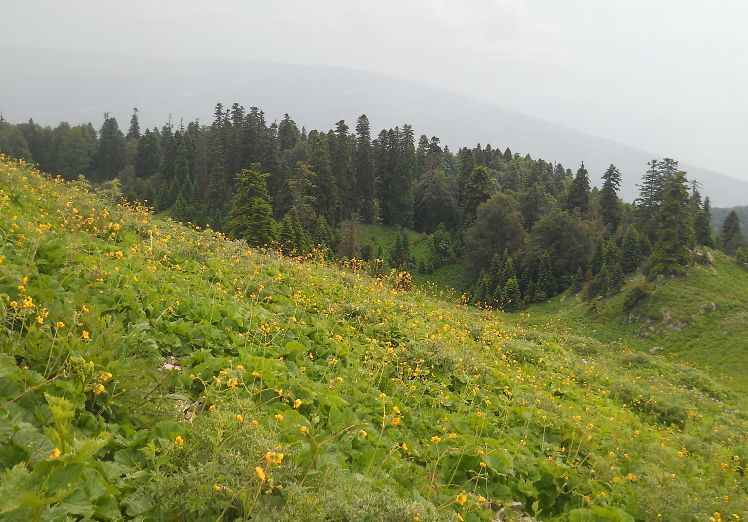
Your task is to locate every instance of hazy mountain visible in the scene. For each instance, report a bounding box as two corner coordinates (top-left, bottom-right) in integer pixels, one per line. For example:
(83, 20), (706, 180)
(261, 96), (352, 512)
(2, 46), (747, 206)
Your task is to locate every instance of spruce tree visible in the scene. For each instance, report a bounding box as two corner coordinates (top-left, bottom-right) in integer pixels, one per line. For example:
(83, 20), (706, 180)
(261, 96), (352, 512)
(621, 225), (643, 274)
(354, 115), (376, 223)
(135, 129), (160, 179)
(278, 208), (305, 255)
(500, 254), (516, 290)
(599, 164), (622, 230)
(565, 162), (590, 215)
(95, 114), (126, 182)
(126, 108), (140, 141)
(309, 133), (339, 227)
(502, 277), (521, 312)
(720, 210), (747, 256)
(462, 165), (494, 227)
(650, 171), (695, 275)
(226, 165), (276, 248)
(535, 251), (556, 301)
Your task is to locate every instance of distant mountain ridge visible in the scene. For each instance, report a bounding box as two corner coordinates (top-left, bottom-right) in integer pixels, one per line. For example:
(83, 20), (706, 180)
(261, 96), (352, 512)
(2, 45), (747, 206)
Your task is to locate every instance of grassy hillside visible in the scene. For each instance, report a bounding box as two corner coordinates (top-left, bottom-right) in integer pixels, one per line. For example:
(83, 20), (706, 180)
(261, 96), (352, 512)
(518, 254), (748, 394)
(1, 155), (747, 522)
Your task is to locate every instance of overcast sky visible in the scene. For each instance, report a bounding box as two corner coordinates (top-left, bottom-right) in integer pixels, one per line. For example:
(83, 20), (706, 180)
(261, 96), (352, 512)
(2, 0), (747, 180)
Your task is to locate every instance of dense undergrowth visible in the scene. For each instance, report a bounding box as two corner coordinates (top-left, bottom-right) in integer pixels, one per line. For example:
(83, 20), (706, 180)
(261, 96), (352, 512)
(0, 155), (747, 521)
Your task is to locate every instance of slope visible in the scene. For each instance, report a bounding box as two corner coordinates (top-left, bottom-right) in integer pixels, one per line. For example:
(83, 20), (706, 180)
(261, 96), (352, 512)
(0, 155), (746, 521)
(518, 253), (748, 394)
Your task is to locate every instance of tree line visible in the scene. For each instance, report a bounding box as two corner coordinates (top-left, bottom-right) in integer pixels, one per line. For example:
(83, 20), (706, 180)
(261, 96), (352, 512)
(1, 105), (746, 311)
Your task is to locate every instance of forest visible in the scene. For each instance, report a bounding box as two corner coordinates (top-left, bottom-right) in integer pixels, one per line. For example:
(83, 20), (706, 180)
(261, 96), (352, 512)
(1, 104), (746, 310)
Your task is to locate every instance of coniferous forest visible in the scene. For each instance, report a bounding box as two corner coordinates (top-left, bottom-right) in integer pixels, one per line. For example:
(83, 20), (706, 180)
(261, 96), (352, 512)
(1, 104), (745, 310)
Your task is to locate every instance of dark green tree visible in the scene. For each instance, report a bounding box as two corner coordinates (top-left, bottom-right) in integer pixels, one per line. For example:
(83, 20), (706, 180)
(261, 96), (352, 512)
(354, 115), (376, 223)
(565, 162), (590, 215)
(278, 114), (300, 153)
(720, 210), (748, 256)
(502, 277), (521, 312)
(126, 108), (140, 141)
(135, 128), (160, 179)
(226, 165), (276, 248)
(650, 171), (695, 275)
(95, 114), (126, 181)
(694, 195), (714, 247)
(278, 208), (306, 255)
(599, 164), (622, 230)
(413, 168), (459, 233)
(462, 165), (495, 227)
(309, 133), (339, 226)
(534, 251), (556, 301)
(463, 192), (526, 276)
(621, 225), (643, 273)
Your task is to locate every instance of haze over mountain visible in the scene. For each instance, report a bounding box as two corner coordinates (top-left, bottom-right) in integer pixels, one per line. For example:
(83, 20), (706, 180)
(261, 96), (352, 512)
(2, 46), (748, 207)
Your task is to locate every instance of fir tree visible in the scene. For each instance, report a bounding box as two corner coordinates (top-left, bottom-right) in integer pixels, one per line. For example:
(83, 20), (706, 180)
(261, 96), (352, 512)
(621, 225), (643, 274)
(565, 162), (590, 215)
(354, 115), (376, 223)
(95, 114), (125, 182)
(309, 133), (339, 227)
(650, 171), (695, 275)
(126, 108), (140, 141)
(720, 210), (748, 256)
(462, 165), (494, 227)
(313, 214), (334, 250)
(502, 277), (521, 312)
(278, 208), (305, 255)
(570, 268), (584, 293)
(226, 165), (276, 248)
(599, 164), (622, 230)
(535, 251), (556, 301)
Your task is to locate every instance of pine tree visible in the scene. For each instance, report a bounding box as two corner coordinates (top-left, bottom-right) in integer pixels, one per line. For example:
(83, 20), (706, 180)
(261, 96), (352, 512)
(226, 165), (276, 248)
(588, 238), (605, 276)
(599, 164), (622, 230)
(565, 162), (590, 215)
(471, 270), (489, 306)
(650, 171), (695, 275)
(287, 161), (317, 230)
(488, 253), (503, 298)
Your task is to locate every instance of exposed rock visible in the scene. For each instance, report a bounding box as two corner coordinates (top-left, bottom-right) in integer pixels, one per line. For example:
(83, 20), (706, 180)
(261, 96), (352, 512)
(159, 355), (183, 372)
(649, 346), (662, 354)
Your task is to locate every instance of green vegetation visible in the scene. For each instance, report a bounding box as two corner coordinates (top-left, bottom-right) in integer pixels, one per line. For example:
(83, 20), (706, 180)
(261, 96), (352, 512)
(519, 250), (748, 394)
(1, 156), (747, 521)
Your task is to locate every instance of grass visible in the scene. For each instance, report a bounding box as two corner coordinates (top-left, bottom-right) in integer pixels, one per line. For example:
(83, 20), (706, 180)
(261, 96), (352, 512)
(517, 254), (748, 394)
(0, 155), (746, 522)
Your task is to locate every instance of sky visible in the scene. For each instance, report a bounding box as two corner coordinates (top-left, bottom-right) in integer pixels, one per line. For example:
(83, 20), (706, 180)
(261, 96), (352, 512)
(1, 0), (747, 181)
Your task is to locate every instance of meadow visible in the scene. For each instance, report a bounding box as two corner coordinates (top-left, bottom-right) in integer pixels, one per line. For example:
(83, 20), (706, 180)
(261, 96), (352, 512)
(0, 155), (746, 521)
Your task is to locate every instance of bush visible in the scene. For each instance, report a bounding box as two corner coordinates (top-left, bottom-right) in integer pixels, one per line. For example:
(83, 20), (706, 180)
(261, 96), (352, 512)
(622, 284), (649, 312)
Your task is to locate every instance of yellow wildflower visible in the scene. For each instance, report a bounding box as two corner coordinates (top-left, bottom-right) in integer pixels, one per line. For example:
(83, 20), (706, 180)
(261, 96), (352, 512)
(82, 331), (90, 340)
(49, 448), (61, 459)
(359, 430), (368, 438)
(255, 466), (266, 481)
(275, 414), (284, 421)
(56, 321), (65, 328)
(293, 399), (302, 409)
(455, 493), (467, 505)
(300, 426), (308, 435)
(174, 436), (184, 445)
(431, 436), (442, 443)
(236, 414), (244, 423)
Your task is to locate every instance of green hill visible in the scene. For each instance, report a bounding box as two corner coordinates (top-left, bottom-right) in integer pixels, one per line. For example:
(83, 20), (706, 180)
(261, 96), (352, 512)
(1, 155), (747, 521)
(518, 253), (748, 394)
